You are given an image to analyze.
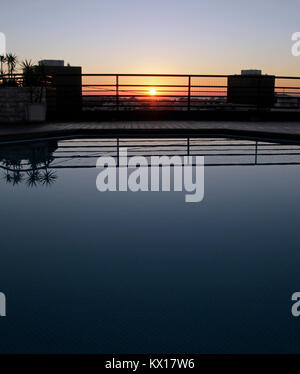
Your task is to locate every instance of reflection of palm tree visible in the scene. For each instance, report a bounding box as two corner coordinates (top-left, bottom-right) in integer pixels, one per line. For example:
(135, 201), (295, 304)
(0, 140), (58, 188)
(1, 167), (57, 188)
(12, 171), (23, 185)
(1, 160), (12, 184)
(40, 170), (57, 186)
(2, 171), (12, 184)
(26, 170), (41, 188)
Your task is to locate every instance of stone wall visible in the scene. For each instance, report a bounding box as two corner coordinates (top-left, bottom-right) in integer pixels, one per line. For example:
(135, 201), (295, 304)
(0, 87), (45, 123)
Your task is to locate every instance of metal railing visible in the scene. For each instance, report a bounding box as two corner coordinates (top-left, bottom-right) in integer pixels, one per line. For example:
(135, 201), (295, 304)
(1, 73), (300, 112)
(82, 73), (232, 112)
(80, 74), (300, 112)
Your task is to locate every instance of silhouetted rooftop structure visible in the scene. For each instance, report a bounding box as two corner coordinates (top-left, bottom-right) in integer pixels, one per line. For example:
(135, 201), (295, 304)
(228, 70), (275, 108)
(39, 59), (82, 118)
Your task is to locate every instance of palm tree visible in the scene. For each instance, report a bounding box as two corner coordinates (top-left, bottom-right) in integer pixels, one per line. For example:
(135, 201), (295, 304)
(21, 59), (33, 73)
(21, 59), (47, 103)
(6, 53), (17, 78)
(21, 59), (35, 101)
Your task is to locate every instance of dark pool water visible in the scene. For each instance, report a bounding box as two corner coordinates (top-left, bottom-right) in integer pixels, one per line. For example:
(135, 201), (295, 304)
(0, 136), (300, 354)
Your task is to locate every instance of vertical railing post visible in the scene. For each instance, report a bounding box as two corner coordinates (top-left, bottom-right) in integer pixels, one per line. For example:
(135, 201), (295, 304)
(116, 74), (119, 111)
(255, 141), (258, 165)
(117, 137), (119, 167)
(188, 75), (191, 111)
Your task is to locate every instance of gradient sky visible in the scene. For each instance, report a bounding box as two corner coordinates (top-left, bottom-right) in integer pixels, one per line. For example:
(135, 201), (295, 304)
(1, 0), (300, 75)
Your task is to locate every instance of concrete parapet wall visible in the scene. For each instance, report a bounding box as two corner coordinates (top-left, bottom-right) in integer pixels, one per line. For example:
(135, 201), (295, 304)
(0, 87), (45, 123)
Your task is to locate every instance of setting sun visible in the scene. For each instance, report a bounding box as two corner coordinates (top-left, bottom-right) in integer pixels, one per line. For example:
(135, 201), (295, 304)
(149, 89), (156, 96)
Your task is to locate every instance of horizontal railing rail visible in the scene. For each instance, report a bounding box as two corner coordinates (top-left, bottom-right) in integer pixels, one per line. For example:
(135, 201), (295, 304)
(1, 73), (300, 112)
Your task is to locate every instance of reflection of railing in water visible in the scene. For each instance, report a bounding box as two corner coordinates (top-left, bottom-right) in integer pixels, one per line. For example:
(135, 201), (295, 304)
(1, 137), (300, 187)
(38, 137), (300, 168)
(53, 137), (300, 169)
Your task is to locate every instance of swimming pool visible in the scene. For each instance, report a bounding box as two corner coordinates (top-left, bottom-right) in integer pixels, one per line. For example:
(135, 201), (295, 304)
(0, 135), (300, 353)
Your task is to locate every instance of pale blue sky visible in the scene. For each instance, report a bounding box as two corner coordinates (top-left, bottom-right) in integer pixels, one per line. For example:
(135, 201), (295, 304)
(1, 0), (300, 75)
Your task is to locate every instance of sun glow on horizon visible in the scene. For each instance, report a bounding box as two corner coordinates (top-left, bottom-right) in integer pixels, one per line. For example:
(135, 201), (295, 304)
(149, 88), (157, 96)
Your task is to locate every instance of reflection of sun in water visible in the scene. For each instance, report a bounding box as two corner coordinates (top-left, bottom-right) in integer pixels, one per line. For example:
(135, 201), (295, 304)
(149, 88), (156, 96)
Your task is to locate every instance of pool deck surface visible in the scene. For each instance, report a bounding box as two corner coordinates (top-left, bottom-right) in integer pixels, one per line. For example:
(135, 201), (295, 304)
(1, 120), (300, 142)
